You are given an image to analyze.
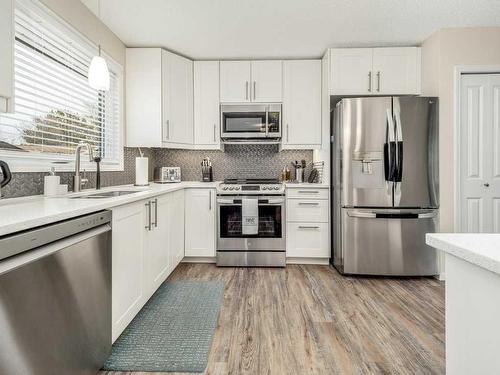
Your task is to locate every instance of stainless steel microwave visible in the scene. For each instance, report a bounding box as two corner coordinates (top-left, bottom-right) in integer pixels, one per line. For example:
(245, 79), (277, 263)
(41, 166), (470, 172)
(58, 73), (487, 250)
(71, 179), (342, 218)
(220, 104), (281, 143)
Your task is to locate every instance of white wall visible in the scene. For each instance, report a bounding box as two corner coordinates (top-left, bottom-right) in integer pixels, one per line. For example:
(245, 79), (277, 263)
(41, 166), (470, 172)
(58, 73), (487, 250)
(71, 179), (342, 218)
(421, 27), (500, 233)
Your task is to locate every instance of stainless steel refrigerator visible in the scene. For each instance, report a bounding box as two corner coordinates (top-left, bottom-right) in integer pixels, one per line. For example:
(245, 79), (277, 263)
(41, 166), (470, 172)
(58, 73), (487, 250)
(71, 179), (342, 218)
(331, 96), (439, 276)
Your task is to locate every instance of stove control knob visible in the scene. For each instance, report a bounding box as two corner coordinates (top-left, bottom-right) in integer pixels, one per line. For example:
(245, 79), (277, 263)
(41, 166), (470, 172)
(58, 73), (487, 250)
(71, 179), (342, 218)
(262, 186), (267, 190)
(235, 186), (240, 190)
(274, 186), (280, 190)
(223, 186), (228, 190)
(229, 187), (234, 190)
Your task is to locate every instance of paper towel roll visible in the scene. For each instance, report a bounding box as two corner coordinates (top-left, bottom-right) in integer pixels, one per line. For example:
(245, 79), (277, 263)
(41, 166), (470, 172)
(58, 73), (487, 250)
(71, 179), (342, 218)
(135, 157), (149, 186)
(44, 175), (60, 197)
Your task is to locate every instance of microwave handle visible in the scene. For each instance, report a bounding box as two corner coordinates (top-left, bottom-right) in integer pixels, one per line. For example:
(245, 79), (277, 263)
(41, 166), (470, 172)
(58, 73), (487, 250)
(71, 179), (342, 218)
(265, 105), (269, 137)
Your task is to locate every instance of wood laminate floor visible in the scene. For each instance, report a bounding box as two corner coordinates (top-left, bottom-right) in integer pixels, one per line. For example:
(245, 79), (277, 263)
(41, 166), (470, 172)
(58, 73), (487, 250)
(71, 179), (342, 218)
(102, 264), (445, 375)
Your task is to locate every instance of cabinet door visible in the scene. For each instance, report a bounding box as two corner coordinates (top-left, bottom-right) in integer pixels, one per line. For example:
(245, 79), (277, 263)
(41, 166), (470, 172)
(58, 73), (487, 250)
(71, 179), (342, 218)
(282, 60), (321, 147)
(220, 61), (251, 102)
(185, 188), (216, 257)
(111, 201), (146, 342)
(169, 189), (185, 268)
(194, 61), (220, 148)
(163, 51), (194, 145)
(143, 195), (171, 299)
(126, 48), (163, 147)
(251, 60), (282, 102)
(329, 48), (373, 95)
(286, 223), (329, 258)
(372, 47), (421, 95)
(0, 0), (13, 113)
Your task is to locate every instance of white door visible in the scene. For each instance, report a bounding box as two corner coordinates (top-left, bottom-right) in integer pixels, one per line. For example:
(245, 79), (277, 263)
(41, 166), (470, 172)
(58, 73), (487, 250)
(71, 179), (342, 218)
(111, 201), (146, 342)
(282, 60), (321, 147)
(185, 188), (216, 257)
(0, 0), (13, 113)
(220, 61), (251, 102)
(169, 189), (185, 268)
(372, 47), (420, 95)
(460, 74), (500, 232)
(251, 60), (282, 102)
(143, 195), (171, 298)
(329, 48), (373, 95)
(194, 61), (220, 147)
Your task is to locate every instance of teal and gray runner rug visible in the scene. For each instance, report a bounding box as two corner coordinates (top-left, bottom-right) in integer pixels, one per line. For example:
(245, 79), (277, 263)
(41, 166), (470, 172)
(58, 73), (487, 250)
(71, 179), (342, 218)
(102, 281), (224, 373)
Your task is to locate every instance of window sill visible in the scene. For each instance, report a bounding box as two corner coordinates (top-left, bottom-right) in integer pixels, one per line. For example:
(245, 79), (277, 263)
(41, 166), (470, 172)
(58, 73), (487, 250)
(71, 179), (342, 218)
(0, 150), (124, 173)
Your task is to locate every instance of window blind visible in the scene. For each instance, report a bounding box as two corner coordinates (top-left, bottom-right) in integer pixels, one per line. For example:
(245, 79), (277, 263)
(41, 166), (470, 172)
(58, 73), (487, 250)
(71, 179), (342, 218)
(0, 0), (123, 166)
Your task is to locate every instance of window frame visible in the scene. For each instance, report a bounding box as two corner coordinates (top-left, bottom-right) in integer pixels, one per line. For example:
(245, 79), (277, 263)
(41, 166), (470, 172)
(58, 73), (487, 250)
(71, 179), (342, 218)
(0, 0), (124, 173)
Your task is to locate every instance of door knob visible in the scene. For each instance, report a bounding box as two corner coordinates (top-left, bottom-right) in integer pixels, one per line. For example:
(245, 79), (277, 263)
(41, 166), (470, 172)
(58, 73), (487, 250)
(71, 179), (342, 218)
(484, 183), (490, 187)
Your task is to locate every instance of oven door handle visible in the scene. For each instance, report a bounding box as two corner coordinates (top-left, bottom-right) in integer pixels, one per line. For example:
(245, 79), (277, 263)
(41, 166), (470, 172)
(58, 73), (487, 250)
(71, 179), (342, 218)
(216, 198), (285, 205)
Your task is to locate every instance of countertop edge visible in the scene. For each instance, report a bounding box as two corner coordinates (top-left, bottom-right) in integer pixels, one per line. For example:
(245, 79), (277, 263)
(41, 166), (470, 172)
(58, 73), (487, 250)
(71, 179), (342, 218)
(426, 233), (500, 276)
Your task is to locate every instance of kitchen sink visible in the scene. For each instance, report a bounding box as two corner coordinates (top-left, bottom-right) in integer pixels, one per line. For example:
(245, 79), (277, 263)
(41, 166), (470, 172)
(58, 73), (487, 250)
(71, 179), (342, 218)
(70, 191), (140, 199)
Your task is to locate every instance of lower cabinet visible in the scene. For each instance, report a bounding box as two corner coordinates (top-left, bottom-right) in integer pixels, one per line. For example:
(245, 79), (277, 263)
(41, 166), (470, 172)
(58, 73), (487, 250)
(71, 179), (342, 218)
(111, 190), (185, 342)
(286, 186), (330, 259)
(184, 188), (216, 257)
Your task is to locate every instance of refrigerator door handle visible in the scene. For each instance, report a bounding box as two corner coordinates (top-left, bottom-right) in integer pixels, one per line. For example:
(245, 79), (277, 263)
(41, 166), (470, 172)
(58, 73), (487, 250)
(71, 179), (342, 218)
(394, 109), (404, 183)
(384, 109), (396, 182)
(347, 210), (438, 219)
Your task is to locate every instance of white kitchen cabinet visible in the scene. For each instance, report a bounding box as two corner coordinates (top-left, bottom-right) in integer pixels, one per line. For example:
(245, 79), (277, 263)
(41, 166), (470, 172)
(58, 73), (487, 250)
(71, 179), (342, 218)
(287, 223), (329, 258)
(220, 60), (282, 103)
(329, 48), (373, 95)
(143, 195), (171, 299)
(372, 47), (421, 95)
(169, 189), (185, 268)
(162, 50), (194, 146)
(251, 60), (282, 102)
(194, 61), (221, 149)
(0, 0), (13, 113)
(282, 60), (321, 149)
(329, 47), (421, 95)
(220, 61), (251, 102)
(111, 201), (146, 342)
(185, 188), (216, 257)
(125, 48), (193, 148)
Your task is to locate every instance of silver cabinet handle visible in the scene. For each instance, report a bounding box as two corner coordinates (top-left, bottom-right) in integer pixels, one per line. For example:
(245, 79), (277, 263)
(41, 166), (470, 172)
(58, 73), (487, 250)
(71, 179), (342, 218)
(298, 190), (319, 194)
(368, 71), (372, 92)
(213, 124), (216, 142)
(286, 124), (289, 143)
(376, 71), (381, 92)
(298, 202), (319, 206)
(145, 201), (152, 230)
(209, 190), (212, 210)
(152, 198), (158, 228)
(165, 120), (170, 140)
(245, 81), (249, 100)
(298, 225), (320, 229)
(253, 81), (256, 100)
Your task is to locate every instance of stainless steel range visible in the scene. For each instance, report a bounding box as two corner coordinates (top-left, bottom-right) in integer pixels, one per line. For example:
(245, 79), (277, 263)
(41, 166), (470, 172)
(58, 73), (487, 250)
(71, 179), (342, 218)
(216, 178), (285, 267)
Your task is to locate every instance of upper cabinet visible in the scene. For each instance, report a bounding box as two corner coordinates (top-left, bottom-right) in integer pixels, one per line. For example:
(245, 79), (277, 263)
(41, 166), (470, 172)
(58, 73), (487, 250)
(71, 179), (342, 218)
(220, 60), (282, 102)
(193, 61), (221, 149)
(329, 47), (421, 95)
(162, 50), (194, 146)
(0, 0), (14, 113)
(282, 60), (322, 149)
(126, 48), (193, 148)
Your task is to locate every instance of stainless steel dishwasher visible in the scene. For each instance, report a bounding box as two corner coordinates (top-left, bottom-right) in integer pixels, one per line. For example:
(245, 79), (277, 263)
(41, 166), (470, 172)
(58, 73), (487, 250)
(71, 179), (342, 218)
(0, 210), (112, 375)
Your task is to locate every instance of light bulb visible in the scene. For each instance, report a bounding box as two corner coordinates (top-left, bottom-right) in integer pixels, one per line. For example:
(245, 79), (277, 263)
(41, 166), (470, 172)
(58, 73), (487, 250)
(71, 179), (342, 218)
(88, 55), (110, 91)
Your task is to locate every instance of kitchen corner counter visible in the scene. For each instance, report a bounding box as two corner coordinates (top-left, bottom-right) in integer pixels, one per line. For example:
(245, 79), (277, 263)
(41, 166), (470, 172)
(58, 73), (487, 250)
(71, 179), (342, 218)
(0, 181), (219, 237)
(426, 233), (500, 275)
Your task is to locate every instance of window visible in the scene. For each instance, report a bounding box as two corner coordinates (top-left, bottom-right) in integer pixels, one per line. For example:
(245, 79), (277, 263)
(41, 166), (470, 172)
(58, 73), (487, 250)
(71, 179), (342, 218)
(0, 0), (123, 171)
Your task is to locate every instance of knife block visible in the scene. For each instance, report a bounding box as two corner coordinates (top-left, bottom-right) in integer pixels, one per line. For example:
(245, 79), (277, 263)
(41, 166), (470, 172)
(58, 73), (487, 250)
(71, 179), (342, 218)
(201, 166), (213, 182)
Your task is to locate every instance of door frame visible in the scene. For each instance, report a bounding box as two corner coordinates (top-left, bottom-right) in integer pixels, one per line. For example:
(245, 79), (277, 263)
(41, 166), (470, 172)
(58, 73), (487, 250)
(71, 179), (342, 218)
(453, 65), (500, 232)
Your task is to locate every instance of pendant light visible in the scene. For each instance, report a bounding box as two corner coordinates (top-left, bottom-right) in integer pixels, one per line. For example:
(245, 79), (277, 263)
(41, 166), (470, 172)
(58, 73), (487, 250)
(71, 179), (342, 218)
(88, 0), (110, 91)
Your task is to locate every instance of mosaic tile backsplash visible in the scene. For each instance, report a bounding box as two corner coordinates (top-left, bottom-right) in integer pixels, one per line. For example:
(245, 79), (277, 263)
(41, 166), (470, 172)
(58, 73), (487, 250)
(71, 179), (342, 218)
(154, 145), (313, 182)
(0, 145), (312, 198)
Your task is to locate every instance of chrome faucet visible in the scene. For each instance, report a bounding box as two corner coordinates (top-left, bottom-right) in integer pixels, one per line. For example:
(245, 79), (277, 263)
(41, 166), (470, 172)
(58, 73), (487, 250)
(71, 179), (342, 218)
(73, 142), (94, 192)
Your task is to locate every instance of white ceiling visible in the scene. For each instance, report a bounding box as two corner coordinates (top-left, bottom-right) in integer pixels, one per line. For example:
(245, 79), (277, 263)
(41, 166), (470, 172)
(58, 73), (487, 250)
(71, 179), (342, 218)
(82, 0), (500, 59)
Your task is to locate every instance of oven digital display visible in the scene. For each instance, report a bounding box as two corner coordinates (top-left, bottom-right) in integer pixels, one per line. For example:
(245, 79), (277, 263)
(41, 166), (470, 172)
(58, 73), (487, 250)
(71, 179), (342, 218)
(242, 186), (260, 191)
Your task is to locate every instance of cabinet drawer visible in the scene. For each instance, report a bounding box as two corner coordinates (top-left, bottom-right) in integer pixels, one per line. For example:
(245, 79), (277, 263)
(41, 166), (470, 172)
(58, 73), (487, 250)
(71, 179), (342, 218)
(287, 200), (329, 223)
(286, 223), (329, 258)
(287, 187), (329, 200)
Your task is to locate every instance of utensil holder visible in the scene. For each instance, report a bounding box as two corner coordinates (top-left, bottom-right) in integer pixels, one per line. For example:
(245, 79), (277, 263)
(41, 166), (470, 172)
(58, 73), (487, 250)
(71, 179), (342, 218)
(202, 166), (213, 182)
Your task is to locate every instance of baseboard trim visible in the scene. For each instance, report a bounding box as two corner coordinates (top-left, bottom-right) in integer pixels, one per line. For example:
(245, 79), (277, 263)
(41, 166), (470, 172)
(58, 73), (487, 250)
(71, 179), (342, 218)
(436, 273), (445, 281)
(182, 256), (216, 263)
(286, 257), (330, 265)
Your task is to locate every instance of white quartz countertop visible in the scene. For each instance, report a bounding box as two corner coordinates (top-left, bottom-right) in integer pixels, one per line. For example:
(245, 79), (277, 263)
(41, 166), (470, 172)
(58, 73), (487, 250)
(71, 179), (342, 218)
(426, 233), (500, 275)
(0, 181), (219, 237)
